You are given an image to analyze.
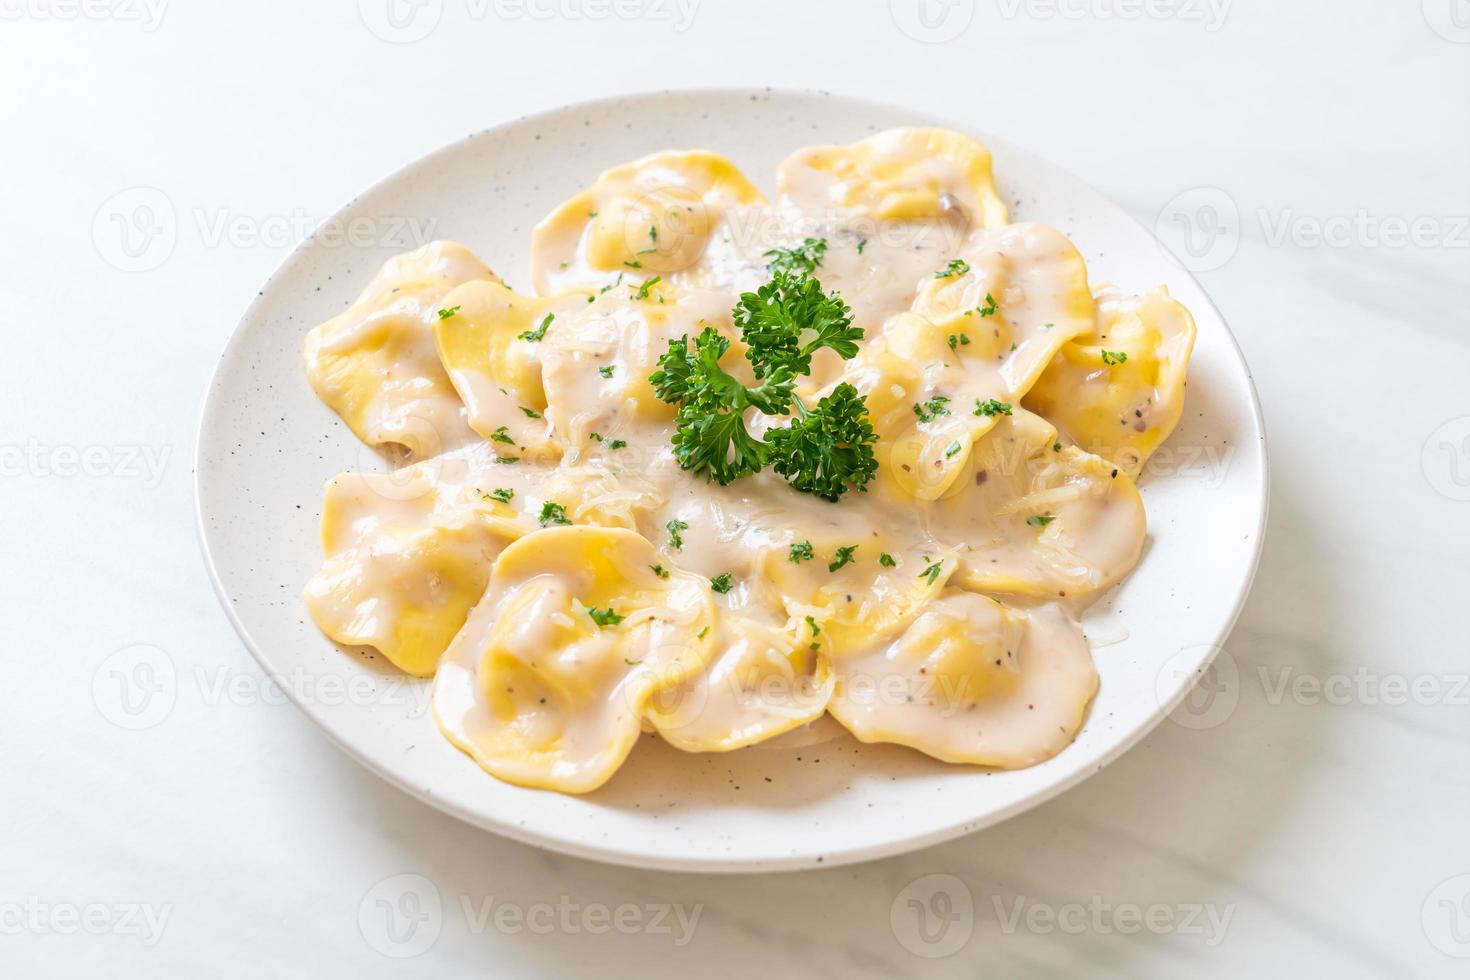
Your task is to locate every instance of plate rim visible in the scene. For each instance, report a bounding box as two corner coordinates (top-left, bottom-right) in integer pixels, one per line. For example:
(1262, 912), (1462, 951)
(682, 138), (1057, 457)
(194, 84), (1270, 873)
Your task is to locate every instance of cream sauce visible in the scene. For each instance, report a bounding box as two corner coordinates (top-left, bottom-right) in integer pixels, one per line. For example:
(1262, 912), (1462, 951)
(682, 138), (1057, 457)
(303, 130), (1191, 792)
(303, 241), (494, 459)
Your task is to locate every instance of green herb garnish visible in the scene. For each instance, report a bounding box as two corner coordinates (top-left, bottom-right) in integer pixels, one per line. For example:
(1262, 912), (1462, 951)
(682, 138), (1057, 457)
(913, 395), (951, 424)
(973, 399), (1013, 417)
(538, 501), (571, 526)
(587, 606), (624, 627)
(518, 313), (553, 342)
(763, 237), (827, 277)
(650, 270), (877, 500)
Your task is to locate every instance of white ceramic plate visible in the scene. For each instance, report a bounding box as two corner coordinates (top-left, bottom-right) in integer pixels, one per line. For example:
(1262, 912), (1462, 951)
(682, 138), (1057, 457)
(196, 88), (1266, 872)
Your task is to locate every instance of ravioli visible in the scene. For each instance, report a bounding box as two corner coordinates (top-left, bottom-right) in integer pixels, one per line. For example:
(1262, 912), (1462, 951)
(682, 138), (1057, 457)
(300, 130), (1199, 793)
(304, 240), (494, 459)
(1023, 285), (1197, 477)
(537, 285), (736, 453)
(827, 594), (1097, 768)
(776, 127), (1009, 228)
(432, 526), (717, 793)
(303, 444), (525, 676)
(827, 224), (1096, 501)
(761, 532), (957, 655)
(647, 614), (832, 752)
(531, 150), (767, 295)
(928, 408), (1147, 598)
(431, 279), (568, 457)
(837, 312), (1008, 502)
(909, 222), (1095, 393)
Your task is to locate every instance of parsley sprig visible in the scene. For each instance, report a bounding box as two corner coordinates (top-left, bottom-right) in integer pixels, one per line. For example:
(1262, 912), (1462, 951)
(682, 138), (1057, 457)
(650, 270), (878, 500)
(732, 271), (863, 380)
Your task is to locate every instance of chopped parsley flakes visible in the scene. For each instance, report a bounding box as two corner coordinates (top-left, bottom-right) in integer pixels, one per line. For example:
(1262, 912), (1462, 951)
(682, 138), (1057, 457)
(913, 395), (951, 423)
(538, 501), (571, 526)
(973, 399), (1013, 417)
(518, 313), (553, 342)
(586, 605), (624, 627)
(763, 237), (827, 276)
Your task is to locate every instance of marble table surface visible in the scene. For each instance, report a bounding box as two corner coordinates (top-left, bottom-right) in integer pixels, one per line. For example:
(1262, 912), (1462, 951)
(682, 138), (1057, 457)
(3, 1), (1466, 976)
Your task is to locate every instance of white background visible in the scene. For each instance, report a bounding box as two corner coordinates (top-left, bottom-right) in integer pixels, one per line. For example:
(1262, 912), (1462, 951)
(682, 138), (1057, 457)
(3, 0), (1468, 976)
